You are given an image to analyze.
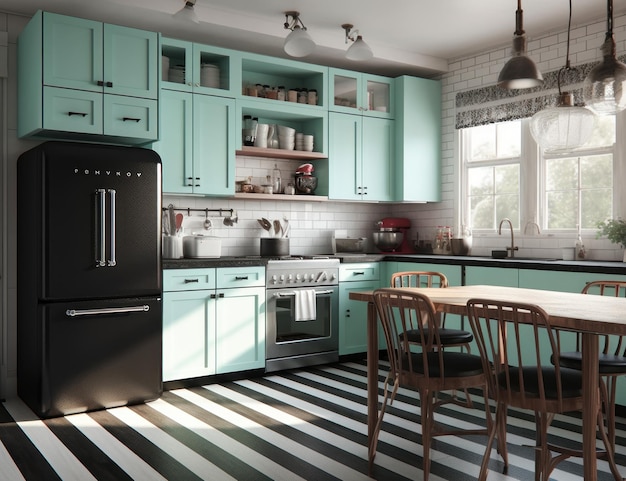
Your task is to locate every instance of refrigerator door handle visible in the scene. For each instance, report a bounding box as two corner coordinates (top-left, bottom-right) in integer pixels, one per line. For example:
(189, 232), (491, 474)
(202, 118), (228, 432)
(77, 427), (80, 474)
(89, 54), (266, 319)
(108, 189), (116, 267)
(96, 189), (107, 267)
(65, 305), (150, 317)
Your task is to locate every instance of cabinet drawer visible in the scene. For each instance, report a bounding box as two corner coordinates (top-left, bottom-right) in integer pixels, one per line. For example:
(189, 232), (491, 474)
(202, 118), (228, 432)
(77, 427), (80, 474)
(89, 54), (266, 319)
(339, 263), (380, 282)
(216, 266), (265, 288)
(104, 95), (158, 140)
(163, 268), (216, 291)
(43, 86), (103, 134)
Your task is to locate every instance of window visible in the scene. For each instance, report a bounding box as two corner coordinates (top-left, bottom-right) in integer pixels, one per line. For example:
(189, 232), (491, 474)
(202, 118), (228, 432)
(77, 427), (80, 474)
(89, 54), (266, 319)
(460, 115), (616, 233)
(462, 121), (522, 230)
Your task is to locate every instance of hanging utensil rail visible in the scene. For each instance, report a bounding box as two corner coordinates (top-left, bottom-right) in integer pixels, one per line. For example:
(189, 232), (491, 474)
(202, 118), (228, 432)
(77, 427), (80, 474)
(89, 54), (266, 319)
(162, 206), (234, 217)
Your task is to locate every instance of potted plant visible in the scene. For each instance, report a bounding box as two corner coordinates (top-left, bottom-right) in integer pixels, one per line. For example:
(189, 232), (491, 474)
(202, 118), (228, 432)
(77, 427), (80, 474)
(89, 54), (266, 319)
(596, 218), (626, 261)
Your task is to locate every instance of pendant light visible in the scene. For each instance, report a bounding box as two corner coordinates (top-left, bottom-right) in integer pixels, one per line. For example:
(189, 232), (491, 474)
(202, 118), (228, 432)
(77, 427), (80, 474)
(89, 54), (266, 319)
(173, 0), (199, 24)
(342, 24), (374, 61)
(530, 0), (595, 151)
(283, 11), (315, 58)
(583, 0), (626, 114)
(498, 0), (543, 89)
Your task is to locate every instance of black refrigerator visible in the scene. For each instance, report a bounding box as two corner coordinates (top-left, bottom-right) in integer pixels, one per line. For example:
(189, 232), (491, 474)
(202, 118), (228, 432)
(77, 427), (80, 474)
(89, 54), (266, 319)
(17, 141), (163, 418)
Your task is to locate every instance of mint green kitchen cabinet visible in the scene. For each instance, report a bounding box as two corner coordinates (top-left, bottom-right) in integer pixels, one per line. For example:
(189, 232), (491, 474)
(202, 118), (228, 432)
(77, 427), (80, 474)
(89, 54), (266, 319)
(18, 11), (158, 143)
(162, 267), (265, 382)
(161, 37), (238, 97)
(339, 263), (381, 355)
(154, 90), (235, 195)
(394, 76), (441, 202)
(328, 113), (394, 201)
(465, 266), (519, 287)
(329, 68), (394, 118)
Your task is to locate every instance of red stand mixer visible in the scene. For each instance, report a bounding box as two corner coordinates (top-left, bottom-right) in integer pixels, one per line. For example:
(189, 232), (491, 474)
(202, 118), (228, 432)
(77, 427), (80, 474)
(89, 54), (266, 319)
(373, 217), (414, 253)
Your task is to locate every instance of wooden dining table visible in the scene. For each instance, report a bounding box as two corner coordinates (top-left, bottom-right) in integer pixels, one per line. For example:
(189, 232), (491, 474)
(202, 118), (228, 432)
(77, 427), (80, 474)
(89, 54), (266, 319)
(349, 284), (626, 481)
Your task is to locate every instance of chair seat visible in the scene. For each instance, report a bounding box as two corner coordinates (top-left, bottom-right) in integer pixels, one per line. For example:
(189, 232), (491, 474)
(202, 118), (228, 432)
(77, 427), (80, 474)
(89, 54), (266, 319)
(403, 351), (484, 377)
(558, 351), (626, 375)
(498, 366), (583, 399)
(402, 328), (473, 346)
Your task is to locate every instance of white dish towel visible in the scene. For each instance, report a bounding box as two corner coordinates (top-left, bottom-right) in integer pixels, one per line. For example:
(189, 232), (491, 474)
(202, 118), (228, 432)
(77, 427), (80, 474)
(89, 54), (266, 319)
(294, 289), (317, 321)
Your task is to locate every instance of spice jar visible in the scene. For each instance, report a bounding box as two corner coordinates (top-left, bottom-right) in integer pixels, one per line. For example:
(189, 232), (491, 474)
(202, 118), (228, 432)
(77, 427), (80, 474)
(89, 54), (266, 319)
(298, 88), (308, 104)
(287, 89), (298, 102)
(277, 86), (286, 101)
(307, 89), (317, 105)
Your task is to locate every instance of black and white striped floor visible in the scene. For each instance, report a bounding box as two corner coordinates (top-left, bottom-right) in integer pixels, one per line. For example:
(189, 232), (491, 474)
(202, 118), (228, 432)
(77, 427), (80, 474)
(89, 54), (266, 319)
(0, 361), (624, 480)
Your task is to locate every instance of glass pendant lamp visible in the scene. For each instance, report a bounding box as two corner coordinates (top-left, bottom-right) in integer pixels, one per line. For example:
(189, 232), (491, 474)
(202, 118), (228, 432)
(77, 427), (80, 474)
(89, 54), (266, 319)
(530, 0), (595, 150)
(583, 0), (626, 114)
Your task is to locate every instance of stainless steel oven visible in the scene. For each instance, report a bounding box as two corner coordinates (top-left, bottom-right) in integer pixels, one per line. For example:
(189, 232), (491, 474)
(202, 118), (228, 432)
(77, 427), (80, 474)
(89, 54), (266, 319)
(265, 258), (340, 372)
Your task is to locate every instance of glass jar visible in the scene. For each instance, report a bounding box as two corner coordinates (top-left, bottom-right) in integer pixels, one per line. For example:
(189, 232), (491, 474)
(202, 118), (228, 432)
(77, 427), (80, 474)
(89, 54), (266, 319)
(287, 89), (298, 102)
(307, 89), (317, 105)
(298, 88), (308, 104)
(277, 86), (286, 101)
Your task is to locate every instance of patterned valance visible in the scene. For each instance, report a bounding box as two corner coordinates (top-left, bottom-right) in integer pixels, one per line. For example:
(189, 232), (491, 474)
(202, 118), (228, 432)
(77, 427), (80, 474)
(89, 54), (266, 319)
(454, 54), (626, 129)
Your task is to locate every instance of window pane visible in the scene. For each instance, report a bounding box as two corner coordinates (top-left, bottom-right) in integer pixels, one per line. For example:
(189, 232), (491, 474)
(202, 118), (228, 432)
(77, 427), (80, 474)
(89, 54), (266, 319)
(468, 166), (493, 195)
(582, 189), (612, 228)
(496, 121), (521, 158)
(495, 164), (519, 194)
(546, 158), (577, 190)
(574, 114), (615, 150)
(467, 124), (496, 161)
(496, 194), (519, 229)
(581, 154), (612, 189)
(547, 191), (577, 228)
(470, 195), (494, 229)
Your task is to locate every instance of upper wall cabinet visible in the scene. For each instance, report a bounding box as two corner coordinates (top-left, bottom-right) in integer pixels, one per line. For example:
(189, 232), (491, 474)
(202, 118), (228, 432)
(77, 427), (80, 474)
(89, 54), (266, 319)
(160, 37), (239, 97)
(329, 68), (394, 118)
(393, 76), (441, 202)
(18, 11), (159, 144)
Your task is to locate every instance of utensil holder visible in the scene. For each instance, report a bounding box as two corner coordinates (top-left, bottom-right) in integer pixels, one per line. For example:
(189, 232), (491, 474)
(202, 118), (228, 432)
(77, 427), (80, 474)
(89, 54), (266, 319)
(260, 238), (289, 257)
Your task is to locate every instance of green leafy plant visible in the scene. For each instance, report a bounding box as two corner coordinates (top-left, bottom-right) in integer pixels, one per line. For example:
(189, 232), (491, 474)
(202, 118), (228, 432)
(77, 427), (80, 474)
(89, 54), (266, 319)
(596, 218), (626, 248)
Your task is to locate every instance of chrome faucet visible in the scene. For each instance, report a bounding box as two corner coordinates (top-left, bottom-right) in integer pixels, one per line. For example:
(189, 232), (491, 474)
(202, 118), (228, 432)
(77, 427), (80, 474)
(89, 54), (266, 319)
(498, 218), (518, 258)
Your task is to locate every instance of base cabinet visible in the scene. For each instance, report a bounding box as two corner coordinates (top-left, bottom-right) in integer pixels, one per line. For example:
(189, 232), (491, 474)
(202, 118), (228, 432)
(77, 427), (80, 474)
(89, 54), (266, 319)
(162, 267), (265, 382)
(338, 263), (380, 355)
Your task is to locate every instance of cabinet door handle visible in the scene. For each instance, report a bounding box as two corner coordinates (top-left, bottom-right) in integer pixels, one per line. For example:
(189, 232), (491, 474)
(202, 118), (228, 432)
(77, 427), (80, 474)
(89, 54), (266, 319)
(123, 117), (141, 122)
(184, 279), (199, 283)
(353, 271), (365, 276)
(97, 80), (113, 88)
(235, 276), (249, 280)
(210, 293), (225, 299)
(68, 111), (88, 117)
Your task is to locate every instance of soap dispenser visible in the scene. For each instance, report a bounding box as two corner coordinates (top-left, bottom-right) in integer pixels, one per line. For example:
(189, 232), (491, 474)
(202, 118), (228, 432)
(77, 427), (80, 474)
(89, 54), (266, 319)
(272, 163), (281, 194)
(575, 224), (586, 260)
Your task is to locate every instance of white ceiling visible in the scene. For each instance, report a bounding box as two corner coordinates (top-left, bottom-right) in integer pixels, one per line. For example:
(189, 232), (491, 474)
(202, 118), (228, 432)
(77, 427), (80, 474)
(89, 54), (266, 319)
(2, 0), (622, 77)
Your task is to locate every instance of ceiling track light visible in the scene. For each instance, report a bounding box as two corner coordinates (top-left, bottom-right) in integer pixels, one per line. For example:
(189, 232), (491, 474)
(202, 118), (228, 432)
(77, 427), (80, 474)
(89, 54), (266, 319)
(583, 0), (626, 114)
(283, 11), (315, 58)
(498, 0), (543, 89)
(173, 0), (199, 24)
(341, 23), (373, 61)
(530, 0), (595, 151)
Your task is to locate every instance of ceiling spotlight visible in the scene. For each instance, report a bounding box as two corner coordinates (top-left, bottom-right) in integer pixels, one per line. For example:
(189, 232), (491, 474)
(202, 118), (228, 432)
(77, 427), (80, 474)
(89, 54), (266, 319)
(342, 24), (373, 61)
(498, 0), (543, 89)
(173, 0), (199, 24)
(583, 0), (626, 114)
(283, 11), (315, 57)
(530, 0), (595, 151)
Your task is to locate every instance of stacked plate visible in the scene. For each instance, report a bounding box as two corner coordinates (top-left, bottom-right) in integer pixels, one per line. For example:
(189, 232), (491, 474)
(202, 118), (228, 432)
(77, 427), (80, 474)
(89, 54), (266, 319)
(168, 65), (185, 84)
(200, 64), (220, 88)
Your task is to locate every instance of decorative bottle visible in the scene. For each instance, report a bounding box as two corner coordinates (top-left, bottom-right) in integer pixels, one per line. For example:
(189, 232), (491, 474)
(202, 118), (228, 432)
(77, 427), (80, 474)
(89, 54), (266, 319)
(575, 225), (586, 260)
(272, 163), (281, 194)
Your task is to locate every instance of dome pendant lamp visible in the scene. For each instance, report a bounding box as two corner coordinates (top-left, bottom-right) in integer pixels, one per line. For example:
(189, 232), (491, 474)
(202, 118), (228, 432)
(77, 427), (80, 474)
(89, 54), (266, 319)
(530, 0), (595, 151)
(283, 11), (315, 58)
(173, 0), (199, 24)
(583, 0), (626, 114)
(498, 0), (543, 89)
(342, 24), (374, 61)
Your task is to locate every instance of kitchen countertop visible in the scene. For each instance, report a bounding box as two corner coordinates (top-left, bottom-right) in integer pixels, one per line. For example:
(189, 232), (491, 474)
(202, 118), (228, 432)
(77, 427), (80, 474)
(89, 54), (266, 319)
(163, 253), (626, 275)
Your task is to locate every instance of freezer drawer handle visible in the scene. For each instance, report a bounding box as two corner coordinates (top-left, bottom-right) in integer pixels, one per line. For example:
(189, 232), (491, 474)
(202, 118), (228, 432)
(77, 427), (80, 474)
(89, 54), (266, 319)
(273, 289), (333, 298)
(65, 305), (150, 317)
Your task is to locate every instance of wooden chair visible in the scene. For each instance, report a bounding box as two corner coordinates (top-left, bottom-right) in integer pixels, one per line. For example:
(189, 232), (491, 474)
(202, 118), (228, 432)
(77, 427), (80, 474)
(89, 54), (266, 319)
(558, 280), (626, 452)
(371, 288), (494, 481)
(390, 271), (474, 350)
(466, 298), (622, 481)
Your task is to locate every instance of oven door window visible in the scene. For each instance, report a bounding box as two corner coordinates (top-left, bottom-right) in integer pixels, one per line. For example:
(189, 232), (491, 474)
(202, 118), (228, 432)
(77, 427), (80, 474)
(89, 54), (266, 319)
(275, 291), (332, 343)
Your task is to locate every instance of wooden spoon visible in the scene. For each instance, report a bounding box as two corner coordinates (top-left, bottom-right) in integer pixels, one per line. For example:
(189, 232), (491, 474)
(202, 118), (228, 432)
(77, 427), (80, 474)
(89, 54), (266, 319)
(273, 219), (282, 237)
(257, 218), (272, 231)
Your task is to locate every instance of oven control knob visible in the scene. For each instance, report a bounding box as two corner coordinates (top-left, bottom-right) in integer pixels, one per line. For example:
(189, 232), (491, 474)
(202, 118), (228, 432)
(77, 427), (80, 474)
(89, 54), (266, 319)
(287, 274), (293, 282)
(331, 273), (337, 281)
(280, 274), (285, 284)
(271, 275), (278, 284)
(296, 274), (302, 282)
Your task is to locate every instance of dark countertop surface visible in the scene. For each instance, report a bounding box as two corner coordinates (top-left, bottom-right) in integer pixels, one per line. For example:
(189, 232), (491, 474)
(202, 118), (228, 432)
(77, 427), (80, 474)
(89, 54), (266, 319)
(163, 253), (626, 275)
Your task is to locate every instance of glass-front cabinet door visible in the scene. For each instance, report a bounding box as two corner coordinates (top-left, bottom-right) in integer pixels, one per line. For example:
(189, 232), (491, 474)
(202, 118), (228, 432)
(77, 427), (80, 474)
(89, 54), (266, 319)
(329, 68), (393, 118)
